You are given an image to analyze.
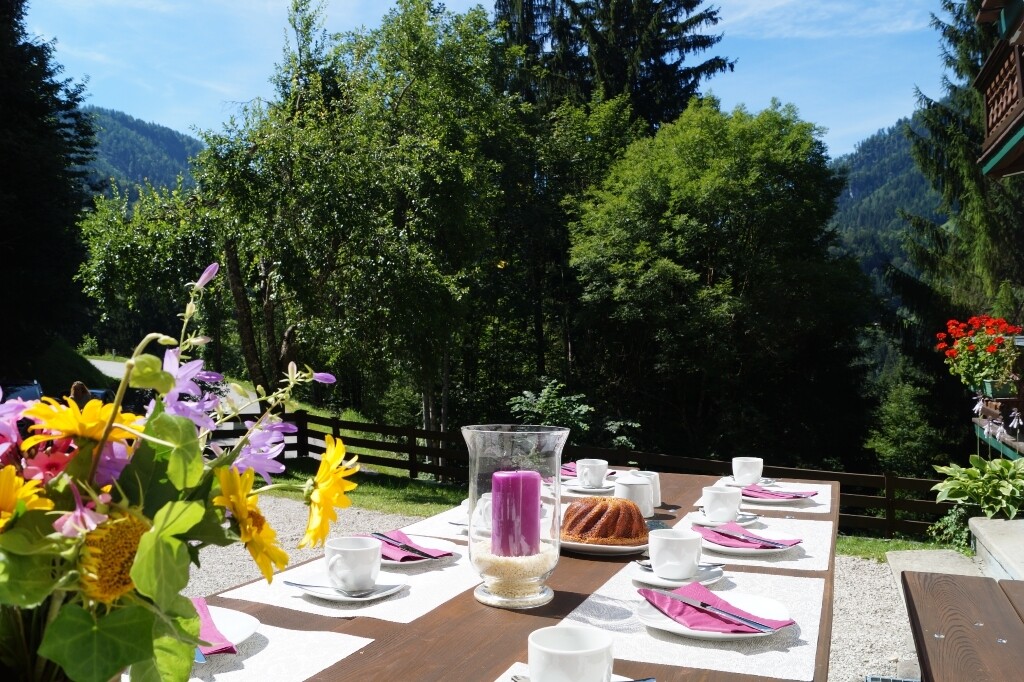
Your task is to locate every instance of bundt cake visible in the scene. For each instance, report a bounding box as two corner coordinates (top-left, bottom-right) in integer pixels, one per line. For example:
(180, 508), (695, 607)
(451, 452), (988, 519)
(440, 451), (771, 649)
(561, 496), (649, 546)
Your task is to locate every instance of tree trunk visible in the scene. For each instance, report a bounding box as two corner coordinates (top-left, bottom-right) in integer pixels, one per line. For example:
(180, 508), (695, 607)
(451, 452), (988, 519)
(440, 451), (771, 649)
(224, 239), (271, 397)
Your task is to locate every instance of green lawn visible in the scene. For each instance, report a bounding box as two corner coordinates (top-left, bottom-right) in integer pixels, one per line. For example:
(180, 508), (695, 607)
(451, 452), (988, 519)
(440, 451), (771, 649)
(835, 534), (959, 562)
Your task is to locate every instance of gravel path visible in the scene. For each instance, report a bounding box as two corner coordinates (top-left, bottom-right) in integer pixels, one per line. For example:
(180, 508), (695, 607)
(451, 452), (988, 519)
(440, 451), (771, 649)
(188, 497), (913, 682)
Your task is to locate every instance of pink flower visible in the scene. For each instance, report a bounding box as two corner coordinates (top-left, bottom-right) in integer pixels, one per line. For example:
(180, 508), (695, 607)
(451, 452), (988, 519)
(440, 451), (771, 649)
(53, 484), (107, 538)
(195, 262), (219, 290)
(23, 448), (73, 483)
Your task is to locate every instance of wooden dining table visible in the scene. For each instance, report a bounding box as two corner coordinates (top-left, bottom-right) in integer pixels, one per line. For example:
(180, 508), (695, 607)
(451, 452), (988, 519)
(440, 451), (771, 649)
(902, 570), (1024, 682)
(207, 471), (839, 681)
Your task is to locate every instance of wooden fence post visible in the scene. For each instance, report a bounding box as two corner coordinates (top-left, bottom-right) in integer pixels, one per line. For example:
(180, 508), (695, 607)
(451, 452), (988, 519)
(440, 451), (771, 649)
(292, 410), (309, 459)
(885, 470), (896, 538)
(408, 431), (418, 480)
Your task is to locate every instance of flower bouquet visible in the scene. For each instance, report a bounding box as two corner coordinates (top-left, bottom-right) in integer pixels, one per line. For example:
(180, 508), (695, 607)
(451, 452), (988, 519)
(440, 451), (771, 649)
(0, 264), (358, 681)
(936, 315), (1022, 393)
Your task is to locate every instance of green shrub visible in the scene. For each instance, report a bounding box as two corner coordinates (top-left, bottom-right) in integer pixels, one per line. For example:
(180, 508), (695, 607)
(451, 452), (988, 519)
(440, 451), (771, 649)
(508, 378), (593, 443)
(933, 454), (1024, 519)
(927, 503), (974, 553)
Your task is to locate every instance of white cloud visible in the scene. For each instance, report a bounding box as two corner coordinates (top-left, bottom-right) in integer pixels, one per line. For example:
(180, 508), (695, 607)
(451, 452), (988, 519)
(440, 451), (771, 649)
(716, 0), (935, 39)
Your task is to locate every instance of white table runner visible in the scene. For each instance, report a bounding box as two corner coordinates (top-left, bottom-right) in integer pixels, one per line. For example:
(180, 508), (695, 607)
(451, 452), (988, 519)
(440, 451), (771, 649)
(219, 549), (481, 623)
(494, 661), (630, 681)
(674, 515), (835, 572)
(698, 479), (834, 515)
(189, 623), (371, 681)
(400, 505), (473, 542)
(562, 567), (824, 681)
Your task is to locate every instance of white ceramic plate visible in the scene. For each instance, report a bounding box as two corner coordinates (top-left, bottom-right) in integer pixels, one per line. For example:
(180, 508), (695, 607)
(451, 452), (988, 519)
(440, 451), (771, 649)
(636, 592), (791, 640)
(563, 478), (616, 493)
(724, 476), (776, 487)
(560, 539), (648, 555)
(288, 579), (408, 603)
(700, 529), (800, 556)
(683, 511), (759, 528)
(381, 535), (458, 566)
(740, 486), (817, 504)
(206, 606), (259, 648)
(629, 563), (725, 588)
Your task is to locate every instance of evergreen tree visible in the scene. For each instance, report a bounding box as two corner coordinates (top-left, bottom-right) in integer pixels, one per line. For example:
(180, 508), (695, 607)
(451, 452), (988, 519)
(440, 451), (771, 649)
(0, 0), (95, 369)
(906, 0), (1024, 316)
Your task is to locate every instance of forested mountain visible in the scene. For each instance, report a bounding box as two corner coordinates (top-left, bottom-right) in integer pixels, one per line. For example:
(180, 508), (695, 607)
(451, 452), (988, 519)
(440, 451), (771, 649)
(830, 115), (944, 288)
(83, 106), (202, 193)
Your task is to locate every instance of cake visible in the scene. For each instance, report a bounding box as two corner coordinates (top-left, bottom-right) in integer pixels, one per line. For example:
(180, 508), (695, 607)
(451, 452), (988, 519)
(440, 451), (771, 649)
(560, 497), (649, 546)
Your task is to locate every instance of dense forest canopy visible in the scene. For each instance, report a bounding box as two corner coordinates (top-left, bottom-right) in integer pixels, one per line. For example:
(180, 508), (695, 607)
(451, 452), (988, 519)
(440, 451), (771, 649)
(11, 0), (1019, 475)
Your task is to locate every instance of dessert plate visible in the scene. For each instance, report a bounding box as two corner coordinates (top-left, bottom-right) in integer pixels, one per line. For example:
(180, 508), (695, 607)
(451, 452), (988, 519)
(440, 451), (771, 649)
(740, 486), (818, 504)
(287, 579), (408, 602)
(560, 540), (648, 555)
(381, 535), (458, 566)
(700, 529), (800, 556)
(636, 593), (790, 640)
(684, 511), (759, 528)
(205, 606), (259, 649)
(629, 563), (725, 589)
(563, 478), (616, 494)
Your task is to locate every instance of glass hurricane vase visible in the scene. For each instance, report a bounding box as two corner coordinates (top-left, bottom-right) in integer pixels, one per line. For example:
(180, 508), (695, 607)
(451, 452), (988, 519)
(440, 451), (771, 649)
(461, 424), (569, 609)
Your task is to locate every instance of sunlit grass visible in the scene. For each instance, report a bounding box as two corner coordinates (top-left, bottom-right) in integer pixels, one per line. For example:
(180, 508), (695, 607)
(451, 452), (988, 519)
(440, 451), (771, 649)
(267, 456), (465, 517)
(835, 534), (956, 562)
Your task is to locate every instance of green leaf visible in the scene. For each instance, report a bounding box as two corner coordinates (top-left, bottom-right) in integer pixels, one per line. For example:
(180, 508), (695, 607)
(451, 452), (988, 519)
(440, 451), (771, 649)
(130, 354), (175, 395)
(0, 550), (60, 607)
(128, 597), (198, 682)
(0, 512), (65, 555)
(151, 501), (204, 538)
(144, 413), (203, 490)
(38, 603), (154, 682)
(131, 533), (190, 609)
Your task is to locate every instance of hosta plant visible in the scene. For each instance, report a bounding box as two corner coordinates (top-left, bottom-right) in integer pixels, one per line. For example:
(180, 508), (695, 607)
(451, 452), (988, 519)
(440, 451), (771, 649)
(933, 454), (1024, 519)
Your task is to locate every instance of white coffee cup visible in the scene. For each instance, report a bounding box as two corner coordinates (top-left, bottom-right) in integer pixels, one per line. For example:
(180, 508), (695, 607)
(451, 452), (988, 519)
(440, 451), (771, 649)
(325, 536), (381, 591)
(576, 459), (609, 488)
(702, 485), (742, 522)
(528, 625), (613, 682)
(732, 457), (764, 486)
(648, 528), (701, 580)
(614, 475), (654, 517)
(471, 492), (493, 531)
(634, 471), (661, 508)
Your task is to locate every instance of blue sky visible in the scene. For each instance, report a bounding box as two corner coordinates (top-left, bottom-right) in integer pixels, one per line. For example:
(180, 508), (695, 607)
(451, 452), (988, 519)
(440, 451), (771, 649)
(26, 0), (947, 158)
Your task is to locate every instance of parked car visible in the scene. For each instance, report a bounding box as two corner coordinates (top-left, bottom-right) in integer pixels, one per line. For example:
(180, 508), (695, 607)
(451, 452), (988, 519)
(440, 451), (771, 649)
(0, 379), (43, 403)
(88, 388), (116, 403)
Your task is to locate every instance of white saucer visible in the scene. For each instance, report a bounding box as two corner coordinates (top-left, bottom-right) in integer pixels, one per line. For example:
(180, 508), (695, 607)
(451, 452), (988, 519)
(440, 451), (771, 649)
(724, 476), (776, 487)
(560, 539), (648, 555)
(288, 581), (408, 602)
(381, 535), (458, 566)
(684, 511), (759, 528)
(700, 529), (800, 556)
(629, 563), (724, 588)
(637, 593), (791, 640)
(564, 478), (615, 493)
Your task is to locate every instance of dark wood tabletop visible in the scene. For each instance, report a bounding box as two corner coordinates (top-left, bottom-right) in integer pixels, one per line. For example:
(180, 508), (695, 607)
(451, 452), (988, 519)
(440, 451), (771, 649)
(902, 571), (1024, 682)
(209, 472), (838, 681)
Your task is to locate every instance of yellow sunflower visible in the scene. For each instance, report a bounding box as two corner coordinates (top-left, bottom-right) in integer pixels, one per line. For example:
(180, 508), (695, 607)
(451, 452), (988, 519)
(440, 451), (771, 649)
(79, 511), (149, 603)
(0, 465), (54, 532)
(298, 435), (358, 548)
(21, 397), (141, 452)
(213, 467), (288, 581)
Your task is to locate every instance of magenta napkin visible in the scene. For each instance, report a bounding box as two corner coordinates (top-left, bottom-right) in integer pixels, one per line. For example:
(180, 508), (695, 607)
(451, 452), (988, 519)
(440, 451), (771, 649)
(192, 597), (236, 655)
(374, 530), (453, 562)
(638, 582), (795, 634)
(692, 522), (802, 549)
(560, 462), (577, 476)
(742, 484), (817, 499)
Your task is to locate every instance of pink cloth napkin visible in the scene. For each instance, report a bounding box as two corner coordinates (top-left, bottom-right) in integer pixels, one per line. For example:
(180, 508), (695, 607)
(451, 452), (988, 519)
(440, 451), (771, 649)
(192, 597), (236, 655)
(638, 582), (795, 634)
(692, 521), (802, 549)
(373, 530), (453, 562)
(742, 484), (817, 499)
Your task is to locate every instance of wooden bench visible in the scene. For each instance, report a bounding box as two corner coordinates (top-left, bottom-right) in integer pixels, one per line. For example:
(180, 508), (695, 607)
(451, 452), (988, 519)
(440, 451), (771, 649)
(902, 571), (1024, 681)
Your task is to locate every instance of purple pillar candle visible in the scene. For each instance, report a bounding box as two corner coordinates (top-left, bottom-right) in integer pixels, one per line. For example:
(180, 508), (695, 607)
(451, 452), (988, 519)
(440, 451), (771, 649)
(491, 470), (542, 556)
